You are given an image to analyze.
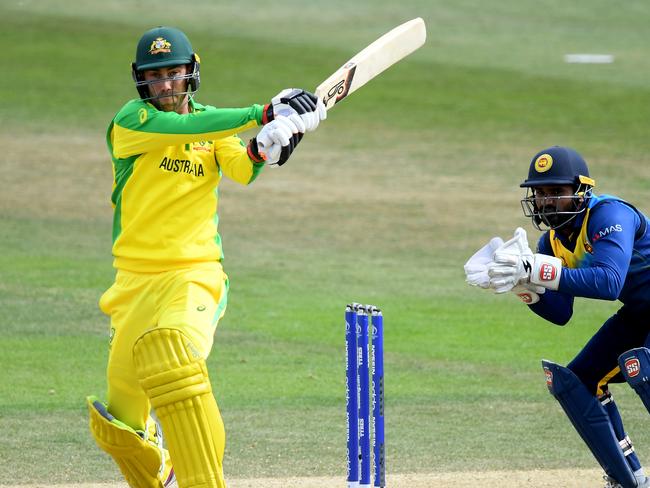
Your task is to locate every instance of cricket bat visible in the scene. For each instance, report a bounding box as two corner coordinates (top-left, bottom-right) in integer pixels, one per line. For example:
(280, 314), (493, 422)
(315, 17), (427, 110)
(258, 19), (426, 161)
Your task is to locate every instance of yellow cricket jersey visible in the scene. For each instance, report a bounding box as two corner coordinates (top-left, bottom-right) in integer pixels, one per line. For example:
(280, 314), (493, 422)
(106, 98), (266, 272)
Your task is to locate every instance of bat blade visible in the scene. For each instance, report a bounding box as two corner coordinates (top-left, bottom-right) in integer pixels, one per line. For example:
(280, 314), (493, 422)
(314, 18), (426, 111)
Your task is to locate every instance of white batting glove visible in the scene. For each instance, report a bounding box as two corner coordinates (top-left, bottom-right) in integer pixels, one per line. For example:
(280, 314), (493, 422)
(271, 89), (327, 132)
(310, 97), (327, 131)
(464, 237), (504, 288)
(253, 116), (302, 166)
(488, 227), (562, 293)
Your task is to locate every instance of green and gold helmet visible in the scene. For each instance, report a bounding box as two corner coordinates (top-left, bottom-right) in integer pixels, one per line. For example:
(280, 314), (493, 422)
(131, 26), (201, 102)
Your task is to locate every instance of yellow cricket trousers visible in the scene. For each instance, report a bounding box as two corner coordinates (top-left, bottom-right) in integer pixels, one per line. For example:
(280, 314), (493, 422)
(99, 261), (228, 430)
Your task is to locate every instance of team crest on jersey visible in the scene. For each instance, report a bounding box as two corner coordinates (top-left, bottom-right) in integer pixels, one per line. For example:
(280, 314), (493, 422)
(535, 154), (553, 173)
(149, 37), (172, 54)
(192, 141), (212, 153)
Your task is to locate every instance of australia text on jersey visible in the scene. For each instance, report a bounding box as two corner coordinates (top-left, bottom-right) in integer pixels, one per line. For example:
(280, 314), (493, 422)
(158, 156), (205, 177)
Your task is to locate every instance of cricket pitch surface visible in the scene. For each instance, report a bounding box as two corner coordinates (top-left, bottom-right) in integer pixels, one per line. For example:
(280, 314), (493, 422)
(5, 468), (604, 487)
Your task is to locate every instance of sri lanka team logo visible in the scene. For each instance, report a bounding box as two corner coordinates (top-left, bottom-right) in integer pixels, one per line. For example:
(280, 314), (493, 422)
(535, 154), (553, 173)
(149, 37), (172, 54)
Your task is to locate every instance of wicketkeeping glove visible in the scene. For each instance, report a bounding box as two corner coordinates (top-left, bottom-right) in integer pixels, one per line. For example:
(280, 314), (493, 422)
(488, 227), (562, 293)
(510, 283), (544, 304)
(464, 237), (504, 288)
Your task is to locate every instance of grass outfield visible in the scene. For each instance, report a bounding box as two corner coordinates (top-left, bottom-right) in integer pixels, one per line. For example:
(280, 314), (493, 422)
(1, 0), (650, 483)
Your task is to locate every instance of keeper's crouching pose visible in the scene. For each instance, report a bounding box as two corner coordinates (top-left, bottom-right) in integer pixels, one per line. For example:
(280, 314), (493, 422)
(464, 146), (650, 488)
(87, 26), (326, 488)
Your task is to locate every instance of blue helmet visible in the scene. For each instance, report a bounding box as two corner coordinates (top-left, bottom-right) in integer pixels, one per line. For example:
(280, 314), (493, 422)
(521, 146), (595, 188)
(520, 146), (596, 230)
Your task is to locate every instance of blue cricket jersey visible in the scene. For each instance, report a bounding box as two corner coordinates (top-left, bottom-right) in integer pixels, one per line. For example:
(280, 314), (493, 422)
(529, 194), (650, 324)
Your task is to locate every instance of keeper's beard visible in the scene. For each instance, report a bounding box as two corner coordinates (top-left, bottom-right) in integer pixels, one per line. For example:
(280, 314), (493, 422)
(538, 200), (583, 231)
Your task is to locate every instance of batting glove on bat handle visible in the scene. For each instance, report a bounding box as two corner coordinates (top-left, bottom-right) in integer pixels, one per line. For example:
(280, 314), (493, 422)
(249, 117), (304, 167)
(251, 132), (303, 168)
(246, 137), (266, 164)
(265, 89), (326, 131)
(274, 131), (303, 167)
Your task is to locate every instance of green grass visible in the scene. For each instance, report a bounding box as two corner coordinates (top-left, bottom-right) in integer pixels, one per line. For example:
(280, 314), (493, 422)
(1, 0), (650, 483)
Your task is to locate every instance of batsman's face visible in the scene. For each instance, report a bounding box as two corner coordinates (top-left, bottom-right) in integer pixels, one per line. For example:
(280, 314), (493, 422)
(143, 65), (189, 113)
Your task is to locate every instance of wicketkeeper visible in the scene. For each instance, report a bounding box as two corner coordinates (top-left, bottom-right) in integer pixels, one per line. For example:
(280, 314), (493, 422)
(465, 146), (650, 488)
(86, 26), (326, 488)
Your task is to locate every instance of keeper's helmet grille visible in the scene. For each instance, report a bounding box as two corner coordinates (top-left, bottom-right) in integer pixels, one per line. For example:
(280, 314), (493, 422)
(520, 146), (595, 231)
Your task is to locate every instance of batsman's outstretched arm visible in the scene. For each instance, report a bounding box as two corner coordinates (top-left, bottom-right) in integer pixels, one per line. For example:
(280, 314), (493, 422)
(111, 101), (265, 159)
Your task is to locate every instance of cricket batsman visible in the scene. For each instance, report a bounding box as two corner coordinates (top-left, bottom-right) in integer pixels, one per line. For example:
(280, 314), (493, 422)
(86, 26), (326, 488)
(464, 146), (650, 487)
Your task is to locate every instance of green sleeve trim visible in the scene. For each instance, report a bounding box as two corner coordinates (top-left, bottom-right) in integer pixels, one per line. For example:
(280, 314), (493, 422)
(105, 121), (115, 154)
(106, 120), (137, 244)
(110, 154), (137, 243)
(248, 162), (265, 183)
(213, 186), (224, 260)
(239, 135), (264, 183)
(212, 277), (229, 326)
